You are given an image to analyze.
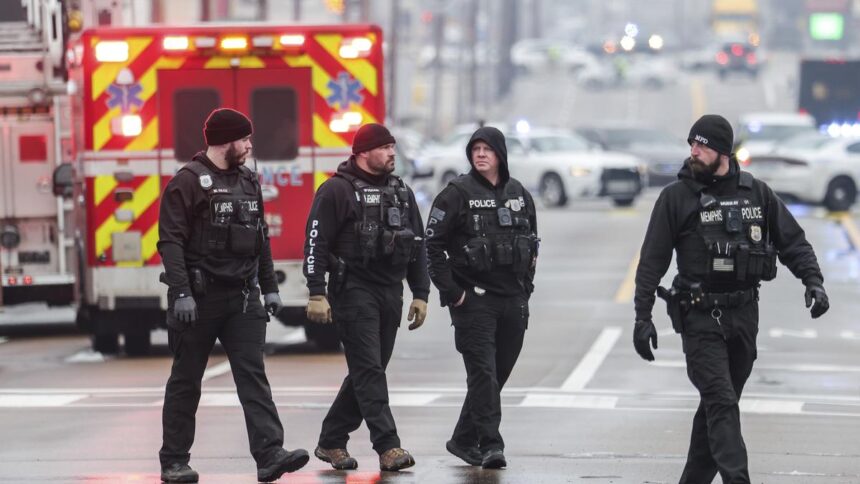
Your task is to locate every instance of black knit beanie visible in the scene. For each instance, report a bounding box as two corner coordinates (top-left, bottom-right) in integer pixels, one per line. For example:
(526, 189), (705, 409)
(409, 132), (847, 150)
(352, 123), (396, 154)
(688, 114), (734, 155)
(204, 108), (253, 146)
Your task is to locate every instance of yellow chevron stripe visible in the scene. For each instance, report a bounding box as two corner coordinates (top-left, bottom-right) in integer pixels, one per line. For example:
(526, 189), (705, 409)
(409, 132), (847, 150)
(91, 37), (153, 101)
(94, 175), (119, 207)
(141, 221), (160, 262)
(124, 115), (158, 151)
(94, 175), (160, 259)
(313, 114), (348, 148)
(285, 54), (333, 103)
(138, 56), (186, 102)
(314, 171), (332, 191)
(204, 56), (265, 69)
(93, 106), (121, 151)
(353, 103), (379, 125)
(315, 34), (378, 96)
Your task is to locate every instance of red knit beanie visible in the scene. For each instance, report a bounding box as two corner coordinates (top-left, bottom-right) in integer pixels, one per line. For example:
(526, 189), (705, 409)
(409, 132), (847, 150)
(204, 108), (253, 146)
(352, 123), (396, 154)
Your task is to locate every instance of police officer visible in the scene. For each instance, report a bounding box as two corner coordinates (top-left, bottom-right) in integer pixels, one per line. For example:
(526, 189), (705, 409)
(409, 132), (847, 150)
(633, 114), (829, 483)
(157, 108), (308, 483)
(425, 126), (538, 469)
(303, 123), (430, 472)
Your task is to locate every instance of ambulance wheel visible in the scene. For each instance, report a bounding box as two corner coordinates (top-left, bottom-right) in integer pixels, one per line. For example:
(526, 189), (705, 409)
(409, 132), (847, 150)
(93, 331), (119, 355)
(824, 176), (856, 212)
(304, 323), (341, 352)
(539, 173), (567, 207)
(124, 327), (152, 356)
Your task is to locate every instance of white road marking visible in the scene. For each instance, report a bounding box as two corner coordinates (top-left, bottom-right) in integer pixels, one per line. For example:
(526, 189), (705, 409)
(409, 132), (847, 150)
(560, 327), (622, 392)
(199, 392), (240, 406)
(389, 392), (440, 407)
(769, 328), (817, 339)
(650, 360), (860, 373)
(65, 350), (107, 363)
(0, 394), (87, 407)
(521, 394), (618, 409)
(201, 360), (232, 382)
(840, 330), (860, 341)
(740, 399), (804, 415)
(279, 327), (307, 345)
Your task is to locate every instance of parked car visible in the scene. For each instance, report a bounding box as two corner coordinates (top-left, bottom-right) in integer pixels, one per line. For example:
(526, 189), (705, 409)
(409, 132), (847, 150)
(743, 133), (860, 211)
(416, 126), (645, 207)
(735, 112), (818, 163)
(576, 125), (689, 186)
(716, 41), (760, 79)
(577, 56), (679, 90)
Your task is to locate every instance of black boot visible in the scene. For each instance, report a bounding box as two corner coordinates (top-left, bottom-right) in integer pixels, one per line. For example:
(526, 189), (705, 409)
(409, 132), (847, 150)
(481, 449), (507, 469)
(257, 448), (310, 482)
(160, 463), (199, 483)
(446, 439), (482, 466)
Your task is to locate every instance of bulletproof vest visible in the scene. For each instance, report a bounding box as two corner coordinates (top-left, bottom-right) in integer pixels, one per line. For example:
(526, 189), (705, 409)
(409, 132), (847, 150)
(687, 171), (777, 285)
(181, 161), (263, 258)
(450, 175), (538, 275)
(334, 172), (417, 267)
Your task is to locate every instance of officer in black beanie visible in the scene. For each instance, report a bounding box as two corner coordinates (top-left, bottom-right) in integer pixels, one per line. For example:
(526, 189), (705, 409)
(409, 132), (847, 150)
(158, 108), (308, 482)
(303, 123), (430, 472)
(633, 114), (829, 483)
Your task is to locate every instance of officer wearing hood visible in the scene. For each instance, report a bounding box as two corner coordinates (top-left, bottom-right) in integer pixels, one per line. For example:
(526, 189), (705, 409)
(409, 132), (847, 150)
(633, 115), (829, 483)
(302, 123), (430, 472)
(425, 126), (539, 469)
(157, 108), (308, 483)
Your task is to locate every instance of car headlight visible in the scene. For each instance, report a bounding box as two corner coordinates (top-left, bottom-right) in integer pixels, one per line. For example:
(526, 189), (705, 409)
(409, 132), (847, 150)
(570, 166), (592, 177)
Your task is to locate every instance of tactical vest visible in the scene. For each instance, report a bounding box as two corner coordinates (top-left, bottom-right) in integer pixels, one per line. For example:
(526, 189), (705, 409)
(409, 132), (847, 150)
(450, 175), (537, 275)
(684, 171), (777, 285)
(181, 161), (263, 258)
(334, 172), (417, 267)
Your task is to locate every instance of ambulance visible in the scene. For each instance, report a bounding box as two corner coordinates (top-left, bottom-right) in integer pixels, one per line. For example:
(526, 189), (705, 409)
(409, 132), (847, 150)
(59, 23), (385, 354)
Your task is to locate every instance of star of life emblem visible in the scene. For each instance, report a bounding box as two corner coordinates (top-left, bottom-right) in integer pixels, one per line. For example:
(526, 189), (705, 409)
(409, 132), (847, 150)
(199, 174), (213, 189)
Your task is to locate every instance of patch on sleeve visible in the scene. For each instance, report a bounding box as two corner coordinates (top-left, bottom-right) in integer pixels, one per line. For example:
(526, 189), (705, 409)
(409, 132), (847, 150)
(430, 207), (446, 221)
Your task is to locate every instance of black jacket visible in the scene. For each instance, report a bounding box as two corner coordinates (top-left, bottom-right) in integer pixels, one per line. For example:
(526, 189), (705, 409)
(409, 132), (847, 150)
(302, 157), (430, 300)
(157, 152), (278, 296)
(426, 127), (538, 306)
(634, 157), (823, 321)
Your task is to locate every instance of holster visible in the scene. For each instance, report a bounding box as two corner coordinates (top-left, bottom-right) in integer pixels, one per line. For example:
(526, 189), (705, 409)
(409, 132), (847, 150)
(657, 285), (690, 334)
(328, 254), (347, 296)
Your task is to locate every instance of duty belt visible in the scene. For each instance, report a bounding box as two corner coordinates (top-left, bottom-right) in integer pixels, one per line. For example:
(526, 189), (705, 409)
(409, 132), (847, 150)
(691, 287), (758, 309)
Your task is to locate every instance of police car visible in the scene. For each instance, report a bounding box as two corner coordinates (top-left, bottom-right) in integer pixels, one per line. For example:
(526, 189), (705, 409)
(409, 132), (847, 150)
(743, 133), (860, 211)
(418, 126), (645, 207)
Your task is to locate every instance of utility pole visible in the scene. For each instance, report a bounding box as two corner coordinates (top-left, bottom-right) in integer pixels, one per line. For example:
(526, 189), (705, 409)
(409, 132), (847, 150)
(388, 0), (399, 123)
(201, 0), (211, 22)
(466, 0), (478, 122)
(497, 0), (518, 98)
(430, 0), (446, 138)
(257, 0), (268, 21)
(293, 0), (301, 21)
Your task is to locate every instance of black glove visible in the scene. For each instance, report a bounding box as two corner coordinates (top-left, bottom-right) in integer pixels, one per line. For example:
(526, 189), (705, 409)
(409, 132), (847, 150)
(804, 283), (829, 319)
(633, 319), (658, 361)
(174, 296), (198, 323)
(264, 292), (283, 315)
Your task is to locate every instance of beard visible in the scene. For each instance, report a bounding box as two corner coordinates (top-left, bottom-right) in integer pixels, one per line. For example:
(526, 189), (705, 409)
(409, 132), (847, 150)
(689, 156), (718, 180)
(370, 156), (396, 175)
(225, 144), (248, 167)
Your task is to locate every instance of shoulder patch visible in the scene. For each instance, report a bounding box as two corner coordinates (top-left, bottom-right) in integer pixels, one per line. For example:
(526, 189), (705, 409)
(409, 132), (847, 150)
(430, 207), (446, 221)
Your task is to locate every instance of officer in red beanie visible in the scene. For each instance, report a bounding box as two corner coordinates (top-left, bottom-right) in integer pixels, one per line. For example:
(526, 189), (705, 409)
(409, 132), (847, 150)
(157, 108), (308, 482)
(302, 123), (430, 471)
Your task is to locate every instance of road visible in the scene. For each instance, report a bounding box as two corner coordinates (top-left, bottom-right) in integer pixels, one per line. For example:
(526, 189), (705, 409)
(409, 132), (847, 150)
(1, 54), (859, 483)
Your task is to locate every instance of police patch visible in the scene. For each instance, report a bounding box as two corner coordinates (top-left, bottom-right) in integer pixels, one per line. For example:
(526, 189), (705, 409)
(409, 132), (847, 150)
(749, 224), (762, 243)
(505, 198), (522, 212)
(199, 174), (213, 189)
(430, 207), (446, 221)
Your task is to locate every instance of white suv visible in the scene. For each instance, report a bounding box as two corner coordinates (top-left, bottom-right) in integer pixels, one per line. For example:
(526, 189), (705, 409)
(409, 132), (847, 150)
(417, 127), (645, 207)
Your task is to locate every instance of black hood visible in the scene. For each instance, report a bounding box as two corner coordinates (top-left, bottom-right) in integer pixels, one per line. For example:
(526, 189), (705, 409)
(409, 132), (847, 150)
(677, 155), (740, 187)
(465, 126), (510, 185)
(336, 155), (390, 186)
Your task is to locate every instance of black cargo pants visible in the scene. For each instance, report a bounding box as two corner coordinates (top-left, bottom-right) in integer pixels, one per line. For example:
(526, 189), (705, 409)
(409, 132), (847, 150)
(679, 301), (758, 484)
(449, 290), (528, 453)
(318, 281), (403, 454)
(159, 281), (285, 469)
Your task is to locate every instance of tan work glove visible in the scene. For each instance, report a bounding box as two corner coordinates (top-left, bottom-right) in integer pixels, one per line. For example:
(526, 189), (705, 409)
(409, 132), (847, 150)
(407, 299), (428, 330)
(306, 295), (332, 324)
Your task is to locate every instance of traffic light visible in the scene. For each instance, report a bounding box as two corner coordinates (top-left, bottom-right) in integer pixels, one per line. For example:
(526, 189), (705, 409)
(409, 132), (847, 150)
(809, 12), (845, 41)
